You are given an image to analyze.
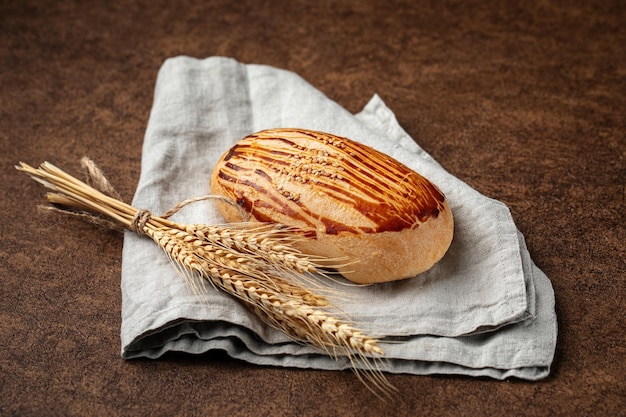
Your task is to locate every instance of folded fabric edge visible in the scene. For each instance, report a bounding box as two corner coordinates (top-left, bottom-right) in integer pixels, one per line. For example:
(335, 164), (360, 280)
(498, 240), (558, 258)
(123, 333), (551, 381)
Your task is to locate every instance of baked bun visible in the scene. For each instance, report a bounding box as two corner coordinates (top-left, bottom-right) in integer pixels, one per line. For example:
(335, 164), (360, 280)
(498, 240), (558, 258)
(210, 128), (453, 284)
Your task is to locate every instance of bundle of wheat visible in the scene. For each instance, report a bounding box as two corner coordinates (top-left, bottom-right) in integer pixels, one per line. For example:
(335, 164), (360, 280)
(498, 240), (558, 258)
(16, 158), (394, 398)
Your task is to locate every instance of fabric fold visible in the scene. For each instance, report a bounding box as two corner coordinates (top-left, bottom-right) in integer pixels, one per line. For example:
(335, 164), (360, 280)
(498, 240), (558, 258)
(121, 56), (557, 380)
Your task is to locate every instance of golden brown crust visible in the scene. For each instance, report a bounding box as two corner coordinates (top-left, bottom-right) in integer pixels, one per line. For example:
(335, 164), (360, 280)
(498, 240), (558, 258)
(210, 128), (454, 284)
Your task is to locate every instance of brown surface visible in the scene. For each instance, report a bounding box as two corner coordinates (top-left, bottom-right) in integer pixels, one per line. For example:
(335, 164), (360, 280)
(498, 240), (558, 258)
(1, 1), (624, 416)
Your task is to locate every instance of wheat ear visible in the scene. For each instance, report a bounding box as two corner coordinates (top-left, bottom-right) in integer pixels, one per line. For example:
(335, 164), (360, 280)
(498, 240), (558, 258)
(16, 160), (395, 398)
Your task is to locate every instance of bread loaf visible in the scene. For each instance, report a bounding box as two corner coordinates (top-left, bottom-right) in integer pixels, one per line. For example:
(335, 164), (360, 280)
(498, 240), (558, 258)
(210, 128), (453, 284)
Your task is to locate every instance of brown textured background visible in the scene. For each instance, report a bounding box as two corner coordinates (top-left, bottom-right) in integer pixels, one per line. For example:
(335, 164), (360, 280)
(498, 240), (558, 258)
(1, 1), (624, 416)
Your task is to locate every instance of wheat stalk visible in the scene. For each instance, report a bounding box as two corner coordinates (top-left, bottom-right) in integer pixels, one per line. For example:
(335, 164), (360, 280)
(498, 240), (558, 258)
(16, 159), (395, 398)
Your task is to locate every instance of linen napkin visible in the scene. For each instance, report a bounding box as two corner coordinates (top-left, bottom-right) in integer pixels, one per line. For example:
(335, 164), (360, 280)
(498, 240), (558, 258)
(121, 56), (557, 380)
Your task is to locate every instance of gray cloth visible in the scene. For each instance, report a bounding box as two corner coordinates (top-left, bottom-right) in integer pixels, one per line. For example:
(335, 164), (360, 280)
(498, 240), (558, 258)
(121, 56), (557, 380)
